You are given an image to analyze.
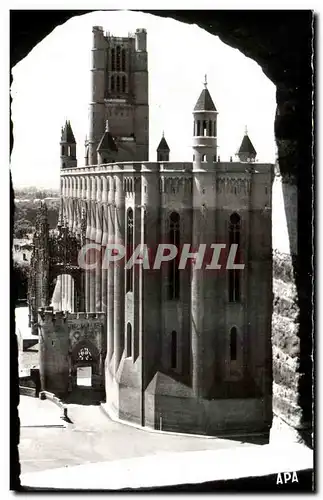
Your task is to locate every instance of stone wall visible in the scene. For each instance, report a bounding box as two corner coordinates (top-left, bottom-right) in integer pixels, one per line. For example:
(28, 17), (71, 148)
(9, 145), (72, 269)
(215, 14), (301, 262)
(38, 309), (106, 396)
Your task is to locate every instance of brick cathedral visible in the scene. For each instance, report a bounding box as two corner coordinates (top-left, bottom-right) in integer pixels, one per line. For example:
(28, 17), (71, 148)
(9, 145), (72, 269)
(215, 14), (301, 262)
(29, 26), (274, 436)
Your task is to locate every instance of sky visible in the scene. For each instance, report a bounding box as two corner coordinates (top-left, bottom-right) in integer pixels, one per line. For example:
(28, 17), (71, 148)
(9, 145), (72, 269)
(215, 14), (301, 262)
(10, 10), (277, 189)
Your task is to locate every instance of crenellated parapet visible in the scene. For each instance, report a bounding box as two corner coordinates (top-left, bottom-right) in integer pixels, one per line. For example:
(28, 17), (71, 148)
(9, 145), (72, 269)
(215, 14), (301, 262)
(38, 308), (106, 323)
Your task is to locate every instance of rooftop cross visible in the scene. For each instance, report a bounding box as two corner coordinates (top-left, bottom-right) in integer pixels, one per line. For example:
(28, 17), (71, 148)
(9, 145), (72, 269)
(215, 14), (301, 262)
(204, 74), (208, 88)
(245, 125), (248, 135)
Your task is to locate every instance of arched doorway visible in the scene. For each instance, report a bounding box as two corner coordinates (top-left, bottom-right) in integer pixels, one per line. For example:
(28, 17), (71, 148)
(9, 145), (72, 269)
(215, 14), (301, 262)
(70, 340), (101, 392)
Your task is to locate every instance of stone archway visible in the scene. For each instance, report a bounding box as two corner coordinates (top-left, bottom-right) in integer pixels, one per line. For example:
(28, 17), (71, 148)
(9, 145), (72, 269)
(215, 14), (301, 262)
(70, 339), (101, 392)
(11, 10), (313, 445)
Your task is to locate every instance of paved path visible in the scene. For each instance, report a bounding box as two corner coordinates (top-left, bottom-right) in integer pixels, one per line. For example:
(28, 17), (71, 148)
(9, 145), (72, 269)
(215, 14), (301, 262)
(19, 392), (256, 476)
(18, 393), (313, 489)
(19, 396), (64, 428)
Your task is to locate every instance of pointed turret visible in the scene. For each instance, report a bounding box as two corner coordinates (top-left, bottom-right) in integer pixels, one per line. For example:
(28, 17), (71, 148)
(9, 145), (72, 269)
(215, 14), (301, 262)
(192, 75), (218, 166)
(60, 120), (77, 169)
(237, 127), (257, 162)
(194, 85), (217, 112)
(61, 120), (76, 143)
(157, 132), (170, 161)
(97, 120), (118, 164)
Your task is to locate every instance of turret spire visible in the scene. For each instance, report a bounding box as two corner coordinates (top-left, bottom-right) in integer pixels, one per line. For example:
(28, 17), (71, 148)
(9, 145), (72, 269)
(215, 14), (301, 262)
(192, 78), (218, 165)
(60, 120), (77, 169)
(237, 128), (257, 162)
(157, 133), (170, 161)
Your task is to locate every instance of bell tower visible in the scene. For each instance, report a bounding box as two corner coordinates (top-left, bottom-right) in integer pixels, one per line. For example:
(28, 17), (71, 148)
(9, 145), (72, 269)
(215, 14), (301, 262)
(192, 75), (218, 168)
(60, 120), (77, 169)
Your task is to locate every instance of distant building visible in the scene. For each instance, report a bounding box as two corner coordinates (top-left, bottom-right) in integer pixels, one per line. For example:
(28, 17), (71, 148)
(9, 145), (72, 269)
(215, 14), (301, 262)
(13, 238), (33, 264)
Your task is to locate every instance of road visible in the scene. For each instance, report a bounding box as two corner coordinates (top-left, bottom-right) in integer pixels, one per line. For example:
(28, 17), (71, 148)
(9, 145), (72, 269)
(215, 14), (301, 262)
(19, 390), (258, 475)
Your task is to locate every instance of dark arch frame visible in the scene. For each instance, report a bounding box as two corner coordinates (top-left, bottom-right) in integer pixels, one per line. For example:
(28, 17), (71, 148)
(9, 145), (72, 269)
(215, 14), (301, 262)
(10, 15), (313, 477)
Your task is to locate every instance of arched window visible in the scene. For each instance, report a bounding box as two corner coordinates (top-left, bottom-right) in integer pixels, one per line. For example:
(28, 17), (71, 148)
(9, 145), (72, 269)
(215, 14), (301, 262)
(201, 154), (206, 161)
(230, 326), (237, 361)
(121, 49), (126, 71)
(122, 75), (126, 93)
(228, 213), (241, 302)
(111, 74), (115, 92)
(126, 323), (132, 357)
(61, 145), (65, 156)
(171, 330), (177, 369)
(126, 208), (134, 292)
(202, 120), (207, 136)
(111, 48), (116, 71)
(208, 121), (212, 136)
(116, 75), (120, 93)
(196, 120), (201, 136)
(77, 346), (93, 362)
(116, 45), (121, 71)
(168, 212), (180, 300)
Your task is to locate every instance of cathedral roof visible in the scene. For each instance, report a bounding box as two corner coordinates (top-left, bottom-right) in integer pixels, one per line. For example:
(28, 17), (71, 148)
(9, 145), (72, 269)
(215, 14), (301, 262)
(157, 136), (170, 151)
(97, 130), (118, 152)
(194, 88), (217, 112)
(61, 120), (76, 143)
(238, 133), (257, 156)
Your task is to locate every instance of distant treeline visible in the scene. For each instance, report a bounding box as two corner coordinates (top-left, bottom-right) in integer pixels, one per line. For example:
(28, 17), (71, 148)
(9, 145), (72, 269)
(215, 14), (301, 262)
(13, 199), (60, 238)
(14, 186), (60, 199)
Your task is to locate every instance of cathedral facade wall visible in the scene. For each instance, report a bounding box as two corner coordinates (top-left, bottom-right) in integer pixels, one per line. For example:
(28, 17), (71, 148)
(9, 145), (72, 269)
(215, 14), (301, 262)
(58, 159), (273, 435)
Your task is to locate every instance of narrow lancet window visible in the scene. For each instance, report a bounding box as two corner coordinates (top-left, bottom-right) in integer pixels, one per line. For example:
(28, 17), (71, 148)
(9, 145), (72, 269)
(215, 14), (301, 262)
(230, 327), (237, 361)
(111, 48), (116, 71)
(122, 75), (126, 93)
(171, 330), (177, 369)
(111, 75), (115, 92)
(126, 323), (132, 358)
(228, 213), (241, 302)
(121, 49), (126, 71)
(168, 212), (180, 300)
(116, 45), (121, 71)
(126, 208), (134, 292)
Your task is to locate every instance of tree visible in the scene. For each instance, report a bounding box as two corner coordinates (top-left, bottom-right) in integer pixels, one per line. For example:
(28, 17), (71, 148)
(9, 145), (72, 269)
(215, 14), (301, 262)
(13, 260), (30, 300)
(14, 218), (33, 239)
